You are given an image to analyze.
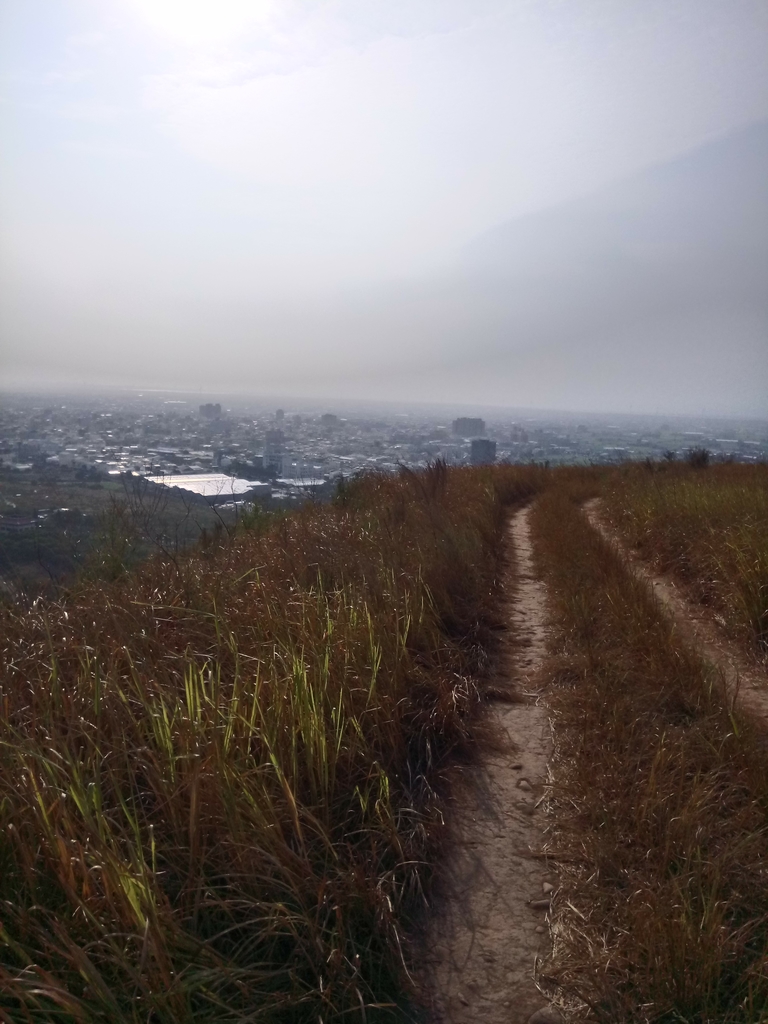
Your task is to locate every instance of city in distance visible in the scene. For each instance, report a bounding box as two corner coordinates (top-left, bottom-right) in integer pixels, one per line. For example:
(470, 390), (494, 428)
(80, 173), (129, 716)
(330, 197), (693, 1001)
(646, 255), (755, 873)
(2, 386), (766, 592)
(1, 0), (766, 588)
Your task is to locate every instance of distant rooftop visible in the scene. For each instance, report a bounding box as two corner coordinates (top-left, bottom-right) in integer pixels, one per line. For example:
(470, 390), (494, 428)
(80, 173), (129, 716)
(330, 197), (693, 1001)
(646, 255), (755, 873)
(145, 474), (266, 498)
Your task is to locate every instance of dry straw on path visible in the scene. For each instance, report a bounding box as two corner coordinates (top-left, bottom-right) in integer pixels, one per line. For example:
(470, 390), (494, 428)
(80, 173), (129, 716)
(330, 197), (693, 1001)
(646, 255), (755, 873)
(422, 504), (562, 1024)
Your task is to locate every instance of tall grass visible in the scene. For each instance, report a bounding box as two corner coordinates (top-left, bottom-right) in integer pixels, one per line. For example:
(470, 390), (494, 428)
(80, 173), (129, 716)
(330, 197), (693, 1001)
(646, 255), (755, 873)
(0, 464), (541, 1023)
(602, 463), (768, 652)
(533, 484), (768, 1021)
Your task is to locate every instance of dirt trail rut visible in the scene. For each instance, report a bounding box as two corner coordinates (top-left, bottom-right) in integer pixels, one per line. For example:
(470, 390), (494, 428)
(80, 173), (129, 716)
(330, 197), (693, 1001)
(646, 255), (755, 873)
(422, 505), (561, 1024)
(585, 499), (768, 725)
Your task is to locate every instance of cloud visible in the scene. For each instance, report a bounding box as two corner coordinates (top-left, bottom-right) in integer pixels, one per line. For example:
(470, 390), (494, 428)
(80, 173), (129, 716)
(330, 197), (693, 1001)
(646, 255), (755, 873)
(123, 0), (493, 51)
(66, 30), (108, 49)
(63, 140), (149, 160)
(59, 99), (123, 122)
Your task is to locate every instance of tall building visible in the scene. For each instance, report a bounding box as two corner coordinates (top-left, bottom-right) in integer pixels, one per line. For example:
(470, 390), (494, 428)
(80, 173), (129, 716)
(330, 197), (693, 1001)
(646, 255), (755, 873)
(471, 438), (497, 465)
(263, 429), (284, 474)
(453, 417), (485, 437)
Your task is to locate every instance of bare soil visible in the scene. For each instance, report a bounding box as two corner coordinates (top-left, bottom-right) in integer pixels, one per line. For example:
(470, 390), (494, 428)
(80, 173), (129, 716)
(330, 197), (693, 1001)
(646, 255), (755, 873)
(420, 505), (562, 1024)
(585, 498), (768, 725)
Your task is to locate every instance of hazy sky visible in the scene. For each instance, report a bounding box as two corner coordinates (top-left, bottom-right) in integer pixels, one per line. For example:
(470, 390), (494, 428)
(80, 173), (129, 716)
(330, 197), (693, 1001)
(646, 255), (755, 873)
(1, 0), (767, 414)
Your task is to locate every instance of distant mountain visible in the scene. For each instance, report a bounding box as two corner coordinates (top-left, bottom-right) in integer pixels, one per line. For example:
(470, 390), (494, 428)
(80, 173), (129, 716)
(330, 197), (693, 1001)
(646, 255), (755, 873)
(464, 119), (768, 302)
(430, 121), (767, 413)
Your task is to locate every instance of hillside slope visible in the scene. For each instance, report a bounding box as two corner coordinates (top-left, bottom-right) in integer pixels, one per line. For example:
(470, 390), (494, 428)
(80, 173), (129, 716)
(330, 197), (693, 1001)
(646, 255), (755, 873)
(0, 464), (540, 1023)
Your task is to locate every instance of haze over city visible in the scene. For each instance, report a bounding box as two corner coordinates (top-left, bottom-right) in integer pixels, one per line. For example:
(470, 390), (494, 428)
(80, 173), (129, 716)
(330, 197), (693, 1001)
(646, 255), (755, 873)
(2, 0), (767, 416)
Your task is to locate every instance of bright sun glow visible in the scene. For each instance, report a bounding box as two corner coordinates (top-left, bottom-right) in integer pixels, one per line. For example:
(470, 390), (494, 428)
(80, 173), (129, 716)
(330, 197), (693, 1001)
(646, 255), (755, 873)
(126, 0), (278, 45)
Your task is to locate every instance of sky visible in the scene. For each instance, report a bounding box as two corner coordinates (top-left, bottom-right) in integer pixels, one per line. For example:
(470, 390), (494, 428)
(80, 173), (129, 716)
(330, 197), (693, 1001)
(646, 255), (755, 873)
(1, 0), (767, 415)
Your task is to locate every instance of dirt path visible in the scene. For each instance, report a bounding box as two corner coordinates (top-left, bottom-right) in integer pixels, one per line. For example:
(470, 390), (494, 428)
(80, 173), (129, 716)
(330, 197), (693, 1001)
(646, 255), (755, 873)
(421, 505), (562, 1024)
(585, 499), (768, 725)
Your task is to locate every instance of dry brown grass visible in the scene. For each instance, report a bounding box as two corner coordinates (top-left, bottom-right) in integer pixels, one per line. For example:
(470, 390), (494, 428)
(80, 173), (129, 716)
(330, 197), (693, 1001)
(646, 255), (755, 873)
(602, 462), (768, 654)
(532, 481), (768, 1022)
(8, 458), (767, 1023)
(0, 463), (543, 1023)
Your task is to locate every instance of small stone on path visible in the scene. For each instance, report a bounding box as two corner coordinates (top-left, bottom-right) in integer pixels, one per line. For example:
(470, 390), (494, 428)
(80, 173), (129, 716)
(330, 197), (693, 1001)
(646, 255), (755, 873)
(527, 1007), (563, 1024)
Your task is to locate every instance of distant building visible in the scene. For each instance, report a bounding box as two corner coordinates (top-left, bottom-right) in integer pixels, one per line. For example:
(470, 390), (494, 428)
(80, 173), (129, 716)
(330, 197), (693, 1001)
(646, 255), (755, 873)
(199, 403), (221, 420)
(144, 474), (271, 505)
(58, 448), (81, 467)
(263, 430), (285, 475)
(321, 413), (339, 427)
(453, 417), (485, 437)
(470, 438), (497, 465)
(275, 409), (285, 422)
(264, 453), (283, 476)
(0, 514), (38, 532)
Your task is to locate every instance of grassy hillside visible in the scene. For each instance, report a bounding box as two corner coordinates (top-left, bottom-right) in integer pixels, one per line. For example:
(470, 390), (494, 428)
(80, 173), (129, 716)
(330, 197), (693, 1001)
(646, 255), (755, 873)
(0, 467), (231, 592)
(533, 478), (768, 1022)
(602, 462), (768, 653)
(0, 463), (542, 1023)
(3, 459), (768, 1023)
